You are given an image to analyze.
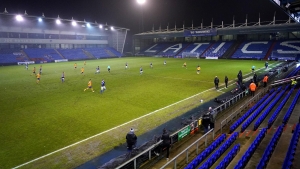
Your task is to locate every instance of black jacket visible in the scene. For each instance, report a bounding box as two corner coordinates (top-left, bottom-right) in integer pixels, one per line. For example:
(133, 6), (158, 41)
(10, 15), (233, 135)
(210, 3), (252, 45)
(161, 132), (171, 145)
(214, 77), (219, 84)
(126, 132), (137, 145)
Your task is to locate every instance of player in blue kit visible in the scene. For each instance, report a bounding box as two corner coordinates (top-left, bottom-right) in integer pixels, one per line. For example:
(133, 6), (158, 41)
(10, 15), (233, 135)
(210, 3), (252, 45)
(95, 66), (100, 74)
(100, 79), (106, 94)
(140, 66), (143, 75)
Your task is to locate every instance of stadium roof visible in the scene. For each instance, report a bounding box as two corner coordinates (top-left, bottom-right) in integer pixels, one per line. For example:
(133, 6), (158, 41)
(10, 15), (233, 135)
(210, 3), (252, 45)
(0, 10), (129, 31)
(0, 0), (293, 35)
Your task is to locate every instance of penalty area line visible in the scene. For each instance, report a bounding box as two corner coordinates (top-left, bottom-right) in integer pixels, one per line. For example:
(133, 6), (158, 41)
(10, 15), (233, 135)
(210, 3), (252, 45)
(12, 87), (215, 169)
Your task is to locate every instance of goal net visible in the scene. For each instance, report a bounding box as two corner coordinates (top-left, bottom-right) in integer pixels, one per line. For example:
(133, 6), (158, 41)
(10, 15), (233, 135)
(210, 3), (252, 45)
(182, 52), (200, 59)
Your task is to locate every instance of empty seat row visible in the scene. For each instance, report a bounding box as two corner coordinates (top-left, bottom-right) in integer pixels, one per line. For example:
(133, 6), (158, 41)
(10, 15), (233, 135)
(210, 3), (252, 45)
(198, 132), (239, 169)
(229, 94), (270, 133)
(254, 86), (287, 130)
(241, 90), (279, 132)
(202, 42), (233, 58)
(270, 40), (300, 61)
(282, 89), (300, 124)
(215, 144), (240, 169)
(257, 125), (284, 169)
(106, 47), (123, 57)
(282, 124), (300, 169)
(184, 134), (226, 169)
(287, 66), (300, 78)
(268, 85), (294, 128)
(234, 128), (267, 169)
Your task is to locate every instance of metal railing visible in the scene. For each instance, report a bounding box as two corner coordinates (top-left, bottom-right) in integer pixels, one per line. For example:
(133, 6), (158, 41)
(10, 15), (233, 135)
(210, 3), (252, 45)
(159, 129), (214, 169)
(116, 90), (250, 169)
(220, 90), (266, 133)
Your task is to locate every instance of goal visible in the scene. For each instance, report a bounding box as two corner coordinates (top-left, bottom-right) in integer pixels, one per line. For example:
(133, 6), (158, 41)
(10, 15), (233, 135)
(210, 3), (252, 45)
(182, 52), (200, 59)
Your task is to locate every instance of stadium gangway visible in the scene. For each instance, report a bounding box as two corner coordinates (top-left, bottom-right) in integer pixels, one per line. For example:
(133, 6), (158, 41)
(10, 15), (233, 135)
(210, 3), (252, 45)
(220, 90), (266, 133)
(159, 129), (214, 169)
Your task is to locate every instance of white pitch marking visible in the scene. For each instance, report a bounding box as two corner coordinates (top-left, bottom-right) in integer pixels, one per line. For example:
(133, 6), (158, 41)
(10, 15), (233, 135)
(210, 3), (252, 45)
(12, 62), (282, 169)
(12, 87), (216, 169)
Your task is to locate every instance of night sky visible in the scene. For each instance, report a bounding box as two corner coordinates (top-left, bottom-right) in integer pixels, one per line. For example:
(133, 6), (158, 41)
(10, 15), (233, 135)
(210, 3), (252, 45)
(1, 0), (289, 51)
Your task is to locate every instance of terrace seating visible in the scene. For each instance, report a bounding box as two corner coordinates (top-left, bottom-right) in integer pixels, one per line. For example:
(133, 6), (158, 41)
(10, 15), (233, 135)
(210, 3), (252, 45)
(202, 42), (233, 58)
(282, 124), (300, 169)
(0, 48), (25, 63)
(257, 125), (284, 169)
(24, 48), (62, 62)
(56, 49), (88, 60)
(234, 128), (267, 169)
(287, 66), (300, 78)
(184, 134), (226, 169)
(106, 47), (122, 57)
(178, 42), (212, 58)
(229, 93), (271, 133)
(139, 43), (172, 56)
(254, 86), (288, 130)
(282, 89), (300, 124)
(241, 89), (280, 132)
(268, 85), (294, 128)
(270, 40), (300, 61)
(84, 48), (109, 58)
(215, 144), (240, 169)
(231, 41), (272, 59)
(156, 43), (190, 57)
(198, 132), (239, 169)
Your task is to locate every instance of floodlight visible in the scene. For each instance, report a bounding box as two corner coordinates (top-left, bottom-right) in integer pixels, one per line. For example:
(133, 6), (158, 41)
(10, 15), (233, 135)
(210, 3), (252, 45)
(86, 23), (91, 28)
(56, 19), (61, 24)
(137, 0), (146, 4)
(16, 15), (24, 21)
(72, 21), (77, 26)
(111, 26), (114, 30)
(99, 25), (103, 29)
(38, 18), (42, 22)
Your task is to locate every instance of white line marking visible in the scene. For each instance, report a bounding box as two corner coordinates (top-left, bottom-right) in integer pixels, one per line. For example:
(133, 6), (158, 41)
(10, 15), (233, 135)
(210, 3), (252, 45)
(12, 87), (216, 169)
(13, 62), (282, 169)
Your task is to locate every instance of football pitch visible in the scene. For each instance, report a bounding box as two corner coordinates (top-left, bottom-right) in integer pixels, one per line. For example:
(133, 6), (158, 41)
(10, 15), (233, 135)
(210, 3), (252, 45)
(0, 57), (273, 168)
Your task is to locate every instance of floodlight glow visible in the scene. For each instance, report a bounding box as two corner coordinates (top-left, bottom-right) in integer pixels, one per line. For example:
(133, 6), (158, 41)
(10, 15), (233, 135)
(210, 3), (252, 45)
(72, 21), (77, 26)
(86, 23), (91, 27)
(111, 26), (114, 30)
(137, 0), (146, 4)
(56, 19), (61, 24)
(16, 15), (24, 21)
(99, 25), (103, 29)
(38, 18), (42, 22)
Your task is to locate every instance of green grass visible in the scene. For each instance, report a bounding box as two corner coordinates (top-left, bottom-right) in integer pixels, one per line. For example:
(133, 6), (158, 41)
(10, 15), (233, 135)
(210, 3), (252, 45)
(0, 57), (274, 168)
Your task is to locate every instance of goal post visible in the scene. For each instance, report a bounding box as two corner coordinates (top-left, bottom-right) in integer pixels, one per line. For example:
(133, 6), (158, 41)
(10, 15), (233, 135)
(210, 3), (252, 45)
(182, 52), (200, 59)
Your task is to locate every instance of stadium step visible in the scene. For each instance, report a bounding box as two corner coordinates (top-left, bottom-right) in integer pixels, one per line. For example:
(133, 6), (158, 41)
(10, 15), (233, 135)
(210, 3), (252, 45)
(293, 138), (300, 169)
(54, 49), (65, 59)
(82, 49), (95, 58)
(266, 129), (293, 169)
(264, 40), (276, 60)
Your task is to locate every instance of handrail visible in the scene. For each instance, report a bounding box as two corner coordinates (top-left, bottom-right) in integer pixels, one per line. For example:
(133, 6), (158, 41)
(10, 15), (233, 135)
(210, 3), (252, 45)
(160, 129), (214, 169)
(115, 79), (264, 169)
(220, 90), (265, 133)
(115, 140), (163, 169)
(116, 127), (180, 169)
(272, 75), (300, 84)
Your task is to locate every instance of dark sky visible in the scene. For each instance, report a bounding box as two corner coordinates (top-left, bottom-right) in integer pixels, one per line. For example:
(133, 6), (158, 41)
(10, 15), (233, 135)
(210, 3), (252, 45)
(1, 0), (289, 52)
(1, 0), (289, 33)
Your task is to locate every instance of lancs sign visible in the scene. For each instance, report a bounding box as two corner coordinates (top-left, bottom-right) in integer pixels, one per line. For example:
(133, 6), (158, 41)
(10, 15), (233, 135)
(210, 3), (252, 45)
(184, 29), (217, 37)
(178, 125), (191, 140)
